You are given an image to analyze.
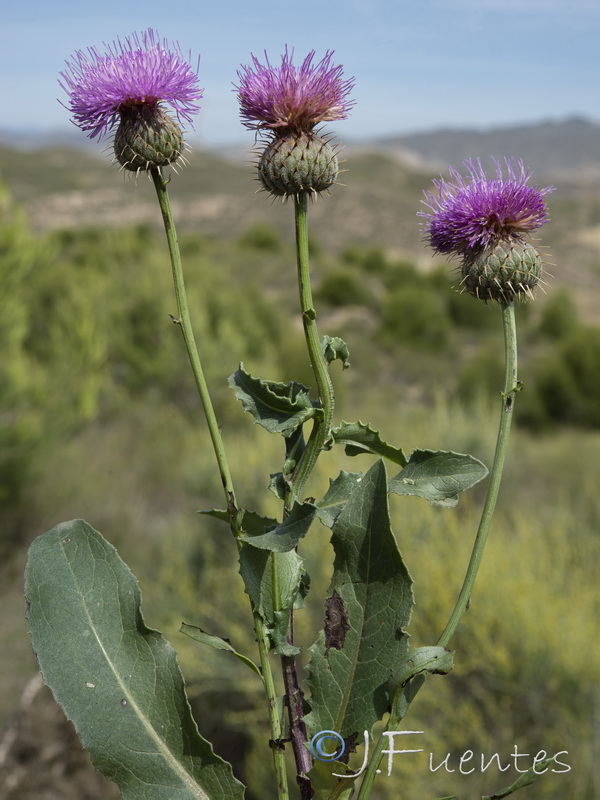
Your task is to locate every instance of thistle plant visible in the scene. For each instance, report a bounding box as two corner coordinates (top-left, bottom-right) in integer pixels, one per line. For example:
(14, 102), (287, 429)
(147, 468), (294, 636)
(23, 33), (559, 800)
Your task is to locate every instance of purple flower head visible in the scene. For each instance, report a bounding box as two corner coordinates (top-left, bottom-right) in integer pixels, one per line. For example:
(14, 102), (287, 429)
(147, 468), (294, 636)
(235, 47), (355, 133)
(59, 29), (203, 140)
(420, 158), (555, 255)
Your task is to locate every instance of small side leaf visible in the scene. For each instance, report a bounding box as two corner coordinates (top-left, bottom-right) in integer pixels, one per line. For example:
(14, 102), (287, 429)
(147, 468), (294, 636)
(482, 757), (556, 799)
(389, 449), (488, 507)
(242, 502), (316, 552)
(328, 421), (407, 467)
(238, 546), (305, 656)
(394, 646), (455, 687)
(315, 470), (363, 529)
(321, 336), (350, 370)
(180, 623), (263, 680)
(228, 363), (320, 437)
(24, 520), (245, 800)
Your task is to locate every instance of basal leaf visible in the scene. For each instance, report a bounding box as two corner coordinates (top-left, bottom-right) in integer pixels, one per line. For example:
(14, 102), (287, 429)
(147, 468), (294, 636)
(328, 421), (407, 467)
(305, 460), (414, 741)
(389, 449), (488, 507)
(180, 623), (262, 679)
(228, 363), (320, 437)
(315, 470), (363, 529)
(24, 520), (244, 800)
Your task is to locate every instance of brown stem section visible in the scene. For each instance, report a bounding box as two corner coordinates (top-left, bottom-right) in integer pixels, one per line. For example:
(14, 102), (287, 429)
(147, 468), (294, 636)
(281, 611), (313, 795)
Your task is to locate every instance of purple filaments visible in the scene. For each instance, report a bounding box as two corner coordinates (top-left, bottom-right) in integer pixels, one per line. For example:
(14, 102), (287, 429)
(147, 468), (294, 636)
(420, 159), (555, 255)
(59, 29), (203, 140)
(235, 47), (355, 134)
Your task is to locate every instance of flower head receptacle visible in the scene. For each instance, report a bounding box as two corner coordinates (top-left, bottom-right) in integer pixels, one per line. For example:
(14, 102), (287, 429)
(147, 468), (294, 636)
(59, 29), (203, 172)
(235, 48), (354, 197)
(420, 159), (555, 302)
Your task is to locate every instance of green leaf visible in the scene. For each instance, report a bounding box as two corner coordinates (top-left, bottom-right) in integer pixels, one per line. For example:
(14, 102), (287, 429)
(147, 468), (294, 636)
(228, 363), (320, 437)
(242, 502), (316, 552)
(24, 520), (244, 800)
(389, 449), (488, 507)
(328, 421), (407, 467)
(199, 507), (278, 536)
(389, 647), (454, 718)
(393, 646), (455, 688)
(307, 758), (356, 800)
(180, 623), (263, 680)
(305, 460), (414, 740)
(482, 756), (555, 798)
(321, 335), (350, 370)
(315, 470), (363, 529)
(238, 546), (305, 656)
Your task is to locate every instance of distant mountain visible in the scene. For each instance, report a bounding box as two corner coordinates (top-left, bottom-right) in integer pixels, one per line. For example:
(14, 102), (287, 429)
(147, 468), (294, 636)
(2, 116), (599, 180)
(367, 116), (600, 180)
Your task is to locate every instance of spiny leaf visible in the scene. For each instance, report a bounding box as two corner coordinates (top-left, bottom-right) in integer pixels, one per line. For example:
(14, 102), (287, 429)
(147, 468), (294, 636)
(305, 460), (414, 741)
(389, 449), (488, 507)
(328, 421), (407, 467)
(180, 623), (263, 680)
(228, 363), (320, 436)
(24, 520), (245, 800)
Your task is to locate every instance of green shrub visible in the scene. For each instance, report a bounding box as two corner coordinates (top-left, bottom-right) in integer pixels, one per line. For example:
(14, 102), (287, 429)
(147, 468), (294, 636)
(537, 288), (579, 339)
(316, 268), (375, 307)
(380, 285), (452, 349)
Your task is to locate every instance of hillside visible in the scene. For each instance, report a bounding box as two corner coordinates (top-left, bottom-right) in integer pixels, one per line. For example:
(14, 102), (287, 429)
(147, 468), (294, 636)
(371, 116), (600, 180)
(1, 132), (599, 320)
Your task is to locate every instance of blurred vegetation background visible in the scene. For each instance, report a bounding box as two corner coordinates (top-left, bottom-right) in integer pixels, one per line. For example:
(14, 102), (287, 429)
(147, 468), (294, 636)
(0, 145), (599, 799)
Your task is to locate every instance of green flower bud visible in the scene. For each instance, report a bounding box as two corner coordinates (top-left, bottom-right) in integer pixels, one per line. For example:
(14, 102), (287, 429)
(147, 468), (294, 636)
(257, 132), (339, 197)
(460, 238), (543, 302)
(114, 104), (184, 172)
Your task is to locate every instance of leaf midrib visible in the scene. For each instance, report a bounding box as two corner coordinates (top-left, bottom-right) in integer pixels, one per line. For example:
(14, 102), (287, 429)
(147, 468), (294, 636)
(62, 537), (210, 800)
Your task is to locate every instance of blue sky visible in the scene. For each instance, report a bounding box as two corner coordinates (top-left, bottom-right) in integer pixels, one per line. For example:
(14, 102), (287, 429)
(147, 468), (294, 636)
(3, 0), (600, 147)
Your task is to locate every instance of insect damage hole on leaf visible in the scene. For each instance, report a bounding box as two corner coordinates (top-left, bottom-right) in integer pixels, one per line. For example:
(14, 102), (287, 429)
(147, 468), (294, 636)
(324, 590), (350, 655)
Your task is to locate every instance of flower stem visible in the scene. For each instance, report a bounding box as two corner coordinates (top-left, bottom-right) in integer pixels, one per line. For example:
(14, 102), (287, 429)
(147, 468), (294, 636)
(150, 167), (235, 512)
(357, 301), (519, 800)
(288, 191), (335, 503)
(150, 167), (289, 800)
(437, 300), (518, 647)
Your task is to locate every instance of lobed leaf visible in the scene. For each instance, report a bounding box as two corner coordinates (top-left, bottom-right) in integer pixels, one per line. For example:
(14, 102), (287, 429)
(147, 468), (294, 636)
(328, 421), (407, 467)
(228, 363), (320, 437)
(24, 520), (244, 800)
(389, 449), (488, 507)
